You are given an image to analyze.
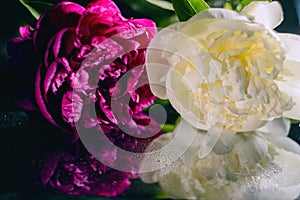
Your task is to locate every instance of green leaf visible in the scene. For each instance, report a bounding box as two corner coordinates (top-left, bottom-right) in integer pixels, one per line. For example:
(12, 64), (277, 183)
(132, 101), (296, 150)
(146, 0), (174, 11)
(160, 124), (176, 133)
(172, 0), (210, 21)
(290, 119), (300, 124)
(154, 98), (170, 106)
(20, 0), (53, 20)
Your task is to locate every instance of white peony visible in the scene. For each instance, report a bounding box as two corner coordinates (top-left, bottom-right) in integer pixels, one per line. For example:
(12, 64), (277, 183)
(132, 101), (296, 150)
(146, 1), (300, 157)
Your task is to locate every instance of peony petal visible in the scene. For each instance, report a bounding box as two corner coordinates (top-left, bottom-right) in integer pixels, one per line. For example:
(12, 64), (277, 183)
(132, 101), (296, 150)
(241, 1), (283, 29)
(278, 60), (300, 90)
(239, 117), (267, 132)
(34, 2), (84, 52)
(276, 35), (300, 119)
(256, 117), (291, 136)
(276, 80), (300, 120)
(257, 148), (300, 199)
(19, 26), (33, 40)
(165, 57), (209, 130)
(278, 33), (300, 63)
(265, 136), (300, 155)
(85, 0), (121, 16)
(236, 134), (267, 168)
(43, 62), (58, 99)
(35, 65), (58, 127)
(198, 126), (222, 158)
(140, 119), (199, 177)
(61, 91), (83, 124)
(212, 130), (235, 155)
(146, 22), (185, 99)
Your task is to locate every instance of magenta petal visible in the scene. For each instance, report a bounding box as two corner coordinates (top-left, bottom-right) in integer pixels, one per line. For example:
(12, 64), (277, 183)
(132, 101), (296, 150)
(35, 65), (58, 127)
(51, 69), (68, 94)
(44, 28), (77, 67)
(54, 28), (77, 58)
(37, 2), (85, 30)
(19, 26), (33, 39)
(62, 91), (83, 124)
(43, 62), (57, 99)
(130, 19), (156, 30)
(34, 2), (84, 53)
(85, 0), (121, 17)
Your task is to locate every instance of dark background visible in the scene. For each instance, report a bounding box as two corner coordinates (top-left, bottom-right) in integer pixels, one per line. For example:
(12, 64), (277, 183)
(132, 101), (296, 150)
(0, 0), (299, 199)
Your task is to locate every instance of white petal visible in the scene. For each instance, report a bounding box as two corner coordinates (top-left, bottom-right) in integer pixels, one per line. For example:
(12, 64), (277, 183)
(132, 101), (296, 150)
(276, 34), (300, 114)
(279, 60), (300, 90)
(198, 126), (222, 158)
(239, 117), (267, 132)
(265, 135), (300, 155)
(146, 22), (185, 99)
(241, 1), (283, 29)
(236, 134), (268, 168)
(256, 117), (291, 136)
(219, 130), (236, 145)
(144, 131), (300, 200)
(259, 148), (300, 199)
(276, 80), (300, 120)
(278, 33), (300, 62)
(140, 119), (199, 181)
(165, 57), (210, 130)
(139, 133), (172, 183)
(188, 8), (249, 23)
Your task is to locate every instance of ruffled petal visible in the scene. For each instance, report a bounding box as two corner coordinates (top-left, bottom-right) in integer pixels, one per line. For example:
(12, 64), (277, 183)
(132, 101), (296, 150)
(241, 1), (283, 29)
(165, 47), (210, 130)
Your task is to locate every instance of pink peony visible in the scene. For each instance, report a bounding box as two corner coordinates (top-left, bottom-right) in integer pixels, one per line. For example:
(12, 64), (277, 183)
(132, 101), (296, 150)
(7, 0), (161, 196)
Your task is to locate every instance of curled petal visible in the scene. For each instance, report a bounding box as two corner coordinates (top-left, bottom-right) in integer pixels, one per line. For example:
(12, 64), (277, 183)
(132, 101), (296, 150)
(241, 1), (283, 29)
(19, 26), (33, 39)
(35, 64), (58, 127)
(34, 2), (84, 52)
